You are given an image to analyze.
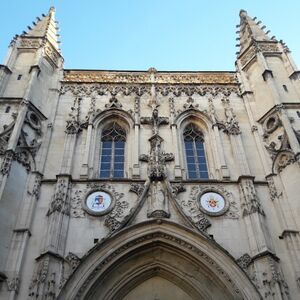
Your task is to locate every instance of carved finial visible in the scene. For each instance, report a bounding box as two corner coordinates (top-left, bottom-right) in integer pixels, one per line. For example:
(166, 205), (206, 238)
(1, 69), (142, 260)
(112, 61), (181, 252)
(148, 67), (157, 73)
(239, 9), (247, 17)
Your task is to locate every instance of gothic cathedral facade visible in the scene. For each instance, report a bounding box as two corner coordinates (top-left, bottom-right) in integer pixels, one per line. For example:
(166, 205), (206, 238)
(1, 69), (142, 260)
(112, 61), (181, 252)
(0, 7), (300, 300)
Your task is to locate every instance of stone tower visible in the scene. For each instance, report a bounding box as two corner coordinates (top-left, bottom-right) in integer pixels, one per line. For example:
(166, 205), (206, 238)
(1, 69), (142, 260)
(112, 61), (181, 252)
(0, 7), (300, 300)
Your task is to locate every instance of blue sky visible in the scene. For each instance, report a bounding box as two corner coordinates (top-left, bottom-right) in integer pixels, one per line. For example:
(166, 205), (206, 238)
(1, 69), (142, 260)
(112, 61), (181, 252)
(1, 0), (300, 71)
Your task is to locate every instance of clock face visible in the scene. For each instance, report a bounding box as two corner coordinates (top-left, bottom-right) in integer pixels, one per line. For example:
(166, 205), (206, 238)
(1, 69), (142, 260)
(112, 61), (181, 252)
(199, 192), (226, 215)
(85, 191), (112, 215)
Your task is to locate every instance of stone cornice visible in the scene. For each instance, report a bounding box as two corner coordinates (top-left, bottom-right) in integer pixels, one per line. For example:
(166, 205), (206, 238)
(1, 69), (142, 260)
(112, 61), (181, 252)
(63, 70), (238, 85)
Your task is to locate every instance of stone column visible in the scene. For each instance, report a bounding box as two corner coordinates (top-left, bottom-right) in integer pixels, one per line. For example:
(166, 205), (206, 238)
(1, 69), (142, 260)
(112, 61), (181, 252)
(208, 98), (230, 179)
(132, 96), (140, 178)
(169, 97), (182, 179)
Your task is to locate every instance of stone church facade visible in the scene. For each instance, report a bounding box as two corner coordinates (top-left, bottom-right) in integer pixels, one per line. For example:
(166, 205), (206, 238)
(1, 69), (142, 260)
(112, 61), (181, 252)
(0, 6), (300, 299)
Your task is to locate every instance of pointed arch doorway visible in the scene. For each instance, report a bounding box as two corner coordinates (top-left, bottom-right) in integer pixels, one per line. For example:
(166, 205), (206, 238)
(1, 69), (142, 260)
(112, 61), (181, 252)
(58, 220), (261, 300)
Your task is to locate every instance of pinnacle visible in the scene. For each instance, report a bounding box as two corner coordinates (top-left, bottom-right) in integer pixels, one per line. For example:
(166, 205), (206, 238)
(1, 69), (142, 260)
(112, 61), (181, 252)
(237, 10), (274, 54)
(239, 9), (247, 17)
(21, 6), (60, 51)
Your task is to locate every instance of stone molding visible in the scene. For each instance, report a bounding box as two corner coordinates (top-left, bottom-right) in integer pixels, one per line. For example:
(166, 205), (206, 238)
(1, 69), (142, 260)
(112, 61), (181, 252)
(58, 220), (261, 300)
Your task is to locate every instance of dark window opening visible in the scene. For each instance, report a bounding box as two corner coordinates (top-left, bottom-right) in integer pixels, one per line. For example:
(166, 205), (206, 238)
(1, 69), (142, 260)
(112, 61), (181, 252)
(5, 106), (10, 113)
(17, 74), (22, 80)
(283, 85), (288, 92)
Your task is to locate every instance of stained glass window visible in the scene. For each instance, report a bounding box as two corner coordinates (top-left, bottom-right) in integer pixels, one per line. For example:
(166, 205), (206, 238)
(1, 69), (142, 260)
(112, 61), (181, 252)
(99, 122), (126, 178)
(183, 124), (208, 179)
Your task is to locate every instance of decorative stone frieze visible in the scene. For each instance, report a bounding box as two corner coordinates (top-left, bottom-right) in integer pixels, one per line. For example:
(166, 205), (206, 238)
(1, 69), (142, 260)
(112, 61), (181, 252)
(19, 37), (43, 49)
(60, 83), (238, 98)
(63, 70), (238, 84)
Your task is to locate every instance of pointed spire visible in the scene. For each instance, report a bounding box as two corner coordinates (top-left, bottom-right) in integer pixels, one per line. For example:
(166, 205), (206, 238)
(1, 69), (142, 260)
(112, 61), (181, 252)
(238, 9), (273, 53)
(22, 6), (60, 51)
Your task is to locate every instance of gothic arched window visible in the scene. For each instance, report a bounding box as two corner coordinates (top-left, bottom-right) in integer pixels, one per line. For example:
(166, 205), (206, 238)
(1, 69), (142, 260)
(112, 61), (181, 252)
(99, 122), (126, 178)
(183, 124), (208, 179)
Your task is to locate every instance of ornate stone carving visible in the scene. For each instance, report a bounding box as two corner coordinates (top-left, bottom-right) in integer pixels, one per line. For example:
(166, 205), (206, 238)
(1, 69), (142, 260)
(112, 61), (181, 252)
(14, 150), (31, 172)
(263, 114), (281, 135)
(129, 183), (145, 196)
(105, 96), (122, 109)
(28, 257), (50, 298)
(168, 97), (175, 117)
(61, 83), (238, 98)
(236, 253), (252, 269)
(44, 42), (60, 66)
(139, 134), (174, 181)
(0, 120), (15, 155)
(7, 276), (20, 293)
(25, 110), (42, 134)
(223, 107), (241, 135)
(192, 185), (239, 219)
(147, 181), (170, 219)
(240, 45), (257, 67)
(104, 192), (128, 233)
(171, 183), (186, 196)
(183, 96), (199, 110)
(0, 149), (14, 175)
(71, 183), (129, 232)
(19, 38), (42, 48)
(239, 179), (264, 217)
(65, 252), (81, 270)
(65, 97), (84, 135)
(258, 42), (279, 53)
(266, 176), (282, 201)
(63, 70), (238, 84)
(75, 230), (242, 299)
(274, 151), (296, 173)
(141, 108), (169, 135)
(47, 178), (70, 216)
(70, 190), (85, 218)
(248, 256), (290, 299)
(177, 186), (211, 232)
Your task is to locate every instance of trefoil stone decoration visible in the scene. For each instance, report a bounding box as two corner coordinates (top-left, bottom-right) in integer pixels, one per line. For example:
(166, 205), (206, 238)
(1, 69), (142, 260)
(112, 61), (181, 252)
(105, 96), (122, 109)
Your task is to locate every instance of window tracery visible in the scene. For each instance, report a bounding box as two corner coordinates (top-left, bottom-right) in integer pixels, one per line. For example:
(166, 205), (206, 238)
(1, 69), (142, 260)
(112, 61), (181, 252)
(99, 122), (126, 178)
(183, 124), (208, 179)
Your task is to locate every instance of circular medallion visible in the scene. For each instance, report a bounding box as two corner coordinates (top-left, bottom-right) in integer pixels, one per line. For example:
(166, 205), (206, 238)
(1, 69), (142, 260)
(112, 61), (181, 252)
(199, 192), (227, 216)
(84, 191), (113, 216)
